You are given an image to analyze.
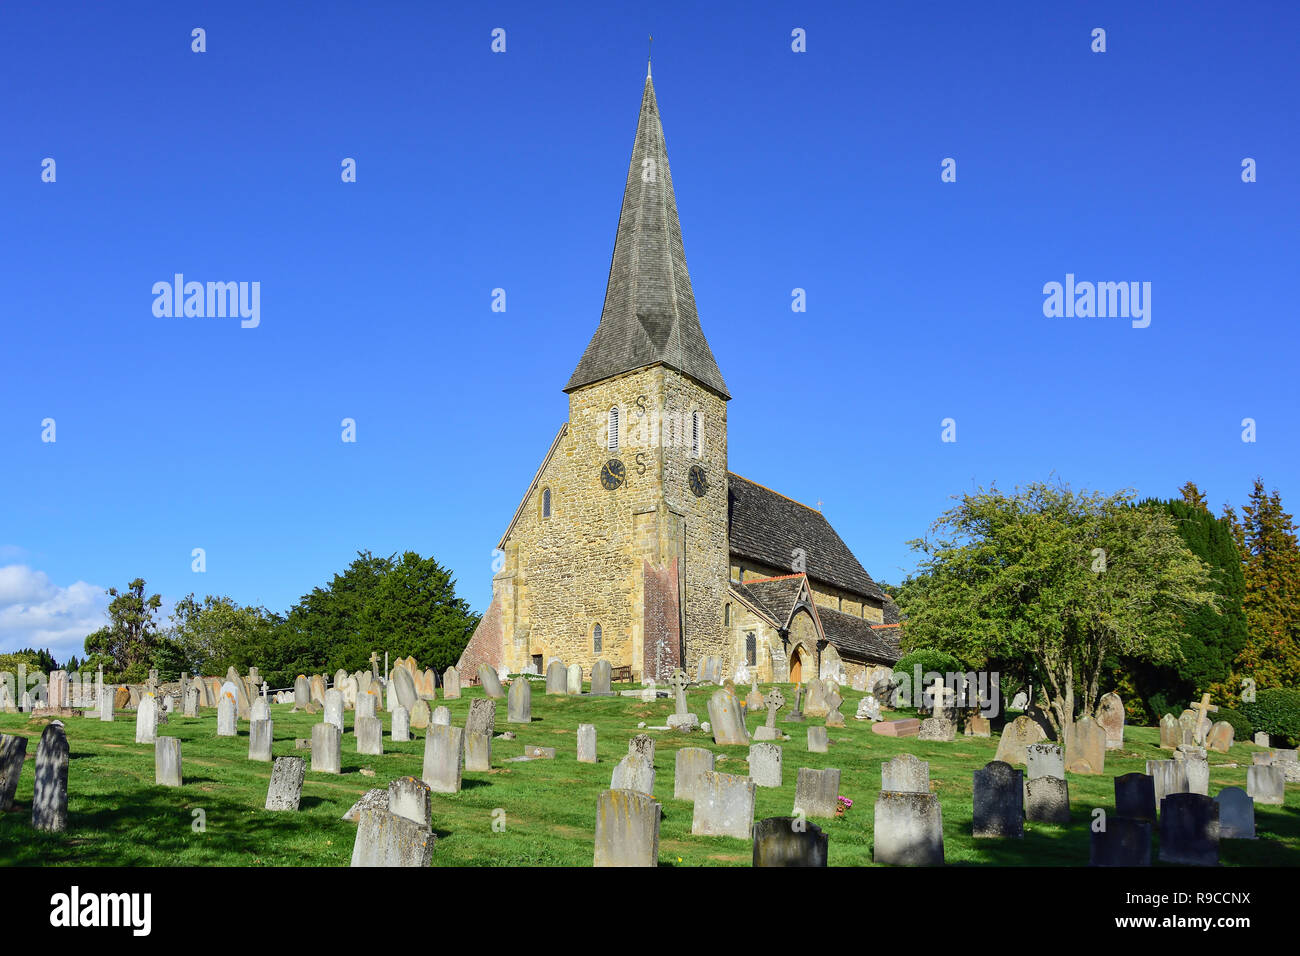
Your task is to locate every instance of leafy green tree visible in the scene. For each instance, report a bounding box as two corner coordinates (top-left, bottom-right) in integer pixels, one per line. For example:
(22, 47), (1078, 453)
(901, 480), (1218, 745)
(166, 594), (281, 678)
(83, 579), (163, 682)
(361, 551), (479, 674)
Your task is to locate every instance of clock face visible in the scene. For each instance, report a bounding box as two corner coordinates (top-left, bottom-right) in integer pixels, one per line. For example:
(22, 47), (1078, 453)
(689, 464), (708, 497)
(600, 459), (626, 490)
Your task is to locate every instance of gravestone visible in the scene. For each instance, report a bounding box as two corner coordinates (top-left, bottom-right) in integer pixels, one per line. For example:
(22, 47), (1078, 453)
(507, 677), (532, 724)
(249, 719), (274, 762)
(567, 663), (583, 695)
(104, 688), (121, 721)
(748, 742), (782, 787)
(217, 693), (238, 737)
(803, 678), (829, 717)
(155, 736), (183, 787)
(793, 767), (841, 819)
(1158, 793), (1220, 866)
(422, 725), (464, 793)
(1026, 743), (1065, 781)
(873, 791), (944, 865)
(1064, 716), (1106, 774)
(324, 689), (344, 736)
(311, 722), (342, 774)
(611, 753), (654, 795)
(545, 660), (567, 695)
(1097, 692), (1125, 750)
(691, 770), (757, 839)
(521, 744), (556, 759)
(1246, 764), (1285, 805)
(466, 698), (496, 739)
(1010, 690), (1029, 710)
(350, 808), (434, 867)
(972, 761), (1024, 838)
(309, 674), (326, 705)
(964, 715), (991, 737)
(1188, 693), (1218, 746)
(477, 665), (504, 699)
(135, 694), (159, 744)
(754, 688), (785, 741)
(1146, 759), (1189, 809)
(1177, 745), (1209, 795)
(1114, 772), (1157, 823)
(251, 697), (270, 723)
(628, 733), (655, 767)
(1252, 751), (1274, 766)
(577, 723), (597, 763)
(993, 715), (1046, 766)
(1090, 817), (1151, 866)
(696, 656), (722, 684)
(32, 723), (70, 831)
(356, 715), (383, 756)
(855, 696), (881, 722)
(674, 747), (715, 801)
(824, 689), (845, 728)
(707, 688), (749, 745)
(918, 716), (956, 742)
(752, 817), (828, 867)
(388, 776), (432, 828)
(1254, 731), (1269, 747)
(265, 756), (306, 811)
(391, 667), (418, 712)
(881, 753), (929, 794)
(1159, 714), (1181, 749)
(431, 705), (451, 727)
(590, 659), (613, 696)
(872, 718), (921, 738)
(640, 679), (657, 703)
(0, 735), (29, 812)
(665, 670), (699, 731)
(593, 789), (660, 867)
(1025, 776), (1071, 824)
(1206, 721), (1234, 754)
(442, 666), (460, 699)
(464, 732), (492, 772)
(391, 705), (411, 742)
(807, 725), (828, 753)
(1215, 786), (1255, 839)
(409, 699), (430, 730)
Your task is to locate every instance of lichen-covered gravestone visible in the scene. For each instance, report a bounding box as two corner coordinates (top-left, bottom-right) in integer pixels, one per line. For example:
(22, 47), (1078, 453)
(388, 776), (432, 827)
(994, 715), (1047, 766)
(350, 809), (434, 867)
(409, 699), (430, 730)
(707, 688), (749, 746)
(465, 732), (492, 772)
(594, 789), (660, 867)
(1097, 692), (1125, 750)
(691, 770), (756, 839)
(881, 753), (929, 794)
(265, 756), (306, 811)
(466, 698), (496, 739)
(793, 767), (841, 819)
(422, 725), (464, 794)
(0, 734), (29, 812)
(873, 791), (944, 865)
(1159, 714), (1180, 749)
(611, 753), (654, 795)
(748, 742), (782, 788)
(32, 722), (69, 832)
(673, 747), (714, 801)
(477, 665), (504, 699)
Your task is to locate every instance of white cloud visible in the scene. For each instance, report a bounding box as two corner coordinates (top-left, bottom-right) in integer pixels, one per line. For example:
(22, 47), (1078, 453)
(0, 565), (109, 659)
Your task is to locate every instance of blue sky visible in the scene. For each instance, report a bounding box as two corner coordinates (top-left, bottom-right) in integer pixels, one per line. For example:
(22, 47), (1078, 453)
(2, 2), (1296, 658)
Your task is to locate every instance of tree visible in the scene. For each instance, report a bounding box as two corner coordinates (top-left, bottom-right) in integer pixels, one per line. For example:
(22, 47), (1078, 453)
(166, 595), (281, 678)
(901, 480), (1218, 745)
(360, 551), (479, 674)
(1226, 478), (1300, 690)
(83, 578), (163, 682)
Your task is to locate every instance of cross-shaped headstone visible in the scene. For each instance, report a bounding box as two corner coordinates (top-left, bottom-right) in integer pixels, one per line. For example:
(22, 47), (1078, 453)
(764, 689), (785, 728)
(1189, 693), (1218, 744)
(369, 651), (380, 677)
(927, 676), (954, 716)
(261, 681), (268, 698)
(667, 669), (690, 715)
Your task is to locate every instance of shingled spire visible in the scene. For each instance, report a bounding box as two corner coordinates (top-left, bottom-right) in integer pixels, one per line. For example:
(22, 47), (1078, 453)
(565, 69), (729, 399)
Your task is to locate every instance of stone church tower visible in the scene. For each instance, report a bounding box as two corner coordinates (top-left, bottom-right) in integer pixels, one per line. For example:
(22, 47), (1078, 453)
(458, 65), (731, 682)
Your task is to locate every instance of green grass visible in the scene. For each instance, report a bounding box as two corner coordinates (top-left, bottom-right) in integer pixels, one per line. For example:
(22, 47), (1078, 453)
(2, 684), (1297, 866)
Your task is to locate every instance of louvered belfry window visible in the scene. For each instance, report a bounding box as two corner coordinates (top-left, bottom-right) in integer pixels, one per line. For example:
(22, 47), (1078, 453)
(608, 407), (620, 452)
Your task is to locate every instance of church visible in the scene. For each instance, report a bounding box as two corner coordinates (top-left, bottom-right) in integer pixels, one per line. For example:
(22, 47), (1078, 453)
(457, 65), (901, 688)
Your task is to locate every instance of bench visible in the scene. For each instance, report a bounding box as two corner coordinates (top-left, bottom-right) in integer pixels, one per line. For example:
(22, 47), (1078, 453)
(611, 665), (633, 685)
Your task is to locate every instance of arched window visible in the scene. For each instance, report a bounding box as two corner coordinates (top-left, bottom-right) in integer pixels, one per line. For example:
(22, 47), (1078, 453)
(745, 632), (756, 667)
(541, 488), (551, 518)
(724, 603), (731, 626)
(608, 406), (620, 452)
(691, 410), (701, 457)
(593, 623), (603, 654)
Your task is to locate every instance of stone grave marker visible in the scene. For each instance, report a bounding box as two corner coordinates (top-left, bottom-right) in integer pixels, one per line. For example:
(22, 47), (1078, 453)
(265, 756), (306, 811)
(872, 718), (921, 738)
(993, 714), (1046, 766)
(391, 705), (411, 742)
(431, 705), (450, 727)
(1025, 775), (1070, 824)
(1206, 721), (1234, 754)
(964, 715), (991, 737)
(293, 675), (310, 710)
(786, 685), (805, 723)
(666, 669), (699, 731)
(350, 808), (434, 867)
(0, 735), (29, 812)
(803, 678), (829, 717)
(1097, 692), (1125, 750)
(1089, 817), (1151, 866)
(1114, 772), (1156, 823)
(748, 742), (782, 787)
(1177, 745), (1209, 795)
(1215, 786), (1255, 839)
(391, 667), (418, 712)
(388, 776), (432, 828)
(873, 791), (944, 865)
(466, 698), (496, 739)
(1158, 792), (1220, 866)
(251, 696), (269, 723)
(442, 665), (460, 699)
(249, 719), (274, 762)
(1026, 743), (1064, 781)
(1158, 713), (1180, 749)
(465, 732), (491, 772)
(477, 665), (505, 699)
(32, 722), (69, 832)
(356, 715), (383, 756)
(311, 722), (342, 774)
(422, 725), (464, 794)
(972, 761), (1024, 838)
(793, 767), (840, 819)
(216, 693), (237, 737)
(1146, 759), (1189, 810)
(628, 733), (655, 767)
(1246, 764), (1285, 805)
(136, 694), (159, 744)
(611, 753), (654, 795)
(881, 753), (929, 794)
(1188, 693), (1218, 746)
(754, 688), (785, 741)
(807, 725), (828, 753)
(752, 817), (828, 867)
(507, 677), (531, 724)
(409, 699), (430, 729)
(545, 660), (567, 695)
(324, 689), (344, 735)
(855, 695), (881, 722)
(577, 723), (597, 763)
(155, 736), (183, 787)
(691, 770), (757, 839)
(593, 789), (660, 867)
(1065, 716), (1106, 774)
(674, 747), (714, 801)
(567, 663), (583, 695)
(707, 688), (749, 745)
(590, 659), (613, 696)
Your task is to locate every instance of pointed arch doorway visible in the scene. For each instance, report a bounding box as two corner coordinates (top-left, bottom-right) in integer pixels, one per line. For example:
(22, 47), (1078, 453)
(790, 646), (804, 684)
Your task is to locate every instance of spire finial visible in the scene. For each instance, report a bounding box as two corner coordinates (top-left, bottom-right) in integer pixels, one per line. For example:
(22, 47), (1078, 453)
(647, 35), (653, 78)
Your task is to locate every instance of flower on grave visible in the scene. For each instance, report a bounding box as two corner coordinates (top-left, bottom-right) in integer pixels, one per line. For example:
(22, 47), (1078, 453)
(837, 796), (852, 809)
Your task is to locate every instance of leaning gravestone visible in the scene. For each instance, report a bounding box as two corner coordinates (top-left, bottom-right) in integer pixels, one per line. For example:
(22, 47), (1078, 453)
(882, 754), (929, 794)
(391, 667), (418, 712)
(1097, 692), (1126, 750)
(442, 666), (460, 699)
(748, 743), (782, 788)
(577, 724), (597, 763)
(33, 722), (70, 832)
(1090, 817), (1151, 866)
(350, 808), (434, 867)
(972, 761), (1024, 838)
(1246, 764), (1285, 806)
(217, 693), (237, 737)
(0, 734), (29, 812)
(674, 747), (714, 801)
(466, 698), (496, 739)
(249, 719), (274, 762)
(311, 722), (342, 774)
(356, 715), (383, 756)
(422, 725), (464, 794)
(477, 665), (505, 699)
(753, 817), (828, 867)
(593, 789), (660, 867)
(1065, 716), (1106, 774)
(993, 715), (1046, 767)
(1215, 787), (1255, 839)
(707, 688), (749, 746)
(691, 770), (757, 839)
(1206, 721), (1234, 754)
(135, 694), (159, 744)
(873, 791), (944, 866)
(1114, 772), (1157, 823)
(793, 767), (841, 819)
(155, 737), (183, 787)
(265, 756), (306, 811)
(1159, 713), (1180, 749)
(1146, 759), (1189, 810)
(545, 660), (567, 695)
(508, 677), (532, 724)
(1158, 793), (1220, 866)
(590, 660), (613, 696)
(611, 753), (654, 796)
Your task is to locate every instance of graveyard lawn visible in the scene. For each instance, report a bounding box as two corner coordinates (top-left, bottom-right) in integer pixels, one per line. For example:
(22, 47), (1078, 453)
(1, 688), (1298, 867)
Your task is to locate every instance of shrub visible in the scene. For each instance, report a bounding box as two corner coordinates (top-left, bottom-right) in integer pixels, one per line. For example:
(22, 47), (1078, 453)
(1214, 706), (1253, 742)
(1241, 688), (1300, 747)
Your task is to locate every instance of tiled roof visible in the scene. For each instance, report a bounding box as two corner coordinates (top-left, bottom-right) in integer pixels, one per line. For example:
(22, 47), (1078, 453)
(733, 575), (807, 626)
(820, 606), (903, 665)
(564, 72), (729, 399)
(727, 474), (885, 602)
